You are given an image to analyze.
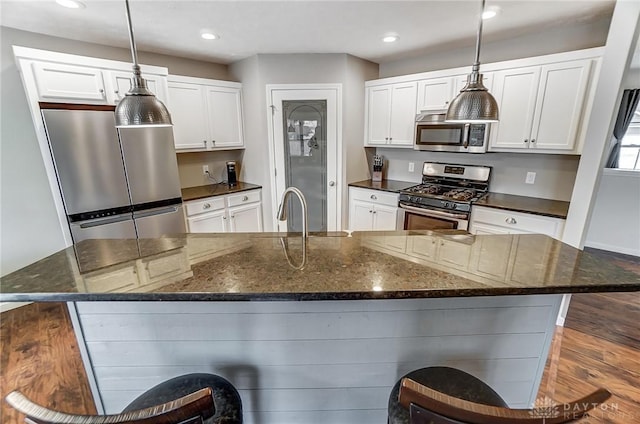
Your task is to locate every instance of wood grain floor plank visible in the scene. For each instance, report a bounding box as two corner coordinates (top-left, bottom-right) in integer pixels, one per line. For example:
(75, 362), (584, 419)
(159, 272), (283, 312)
(0, 303), (96, 423)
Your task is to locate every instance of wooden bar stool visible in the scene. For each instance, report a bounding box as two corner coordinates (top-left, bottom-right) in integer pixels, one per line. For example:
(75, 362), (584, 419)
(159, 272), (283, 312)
(6, 373), (243, 424)
(388, 366), (611, 424)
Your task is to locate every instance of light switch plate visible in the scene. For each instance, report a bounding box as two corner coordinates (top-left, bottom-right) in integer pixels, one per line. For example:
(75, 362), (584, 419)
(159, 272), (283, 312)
(525, 172), (536, 184)
(408, 162), (415, 172)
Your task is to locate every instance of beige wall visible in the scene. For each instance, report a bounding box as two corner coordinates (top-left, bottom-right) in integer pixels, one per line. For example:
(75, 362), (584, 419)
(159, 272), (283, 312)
(379, 14), (611, 78)
(0, 26), (230, 276)
(229, 54), (378, 231)
(177, 150), (244, 188)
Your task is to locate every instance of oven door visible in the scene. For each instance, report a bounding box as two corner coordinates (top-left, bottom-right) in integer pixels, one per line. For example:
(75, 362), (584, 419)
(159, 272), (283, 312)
(397, 203), (469, 231)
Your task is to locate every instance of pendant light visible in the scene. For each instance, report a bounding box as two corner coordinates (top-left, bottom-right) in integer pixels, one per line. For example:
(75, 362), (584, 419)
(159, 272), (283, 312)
(114, 0), (172, 128)
(445, 0), (499, 123)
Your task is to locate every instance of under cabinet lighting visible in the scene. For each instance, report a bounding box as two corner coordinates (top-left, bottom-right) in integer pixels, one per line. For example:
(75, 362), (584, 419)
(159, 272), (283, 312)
(56, 0), (85, 9)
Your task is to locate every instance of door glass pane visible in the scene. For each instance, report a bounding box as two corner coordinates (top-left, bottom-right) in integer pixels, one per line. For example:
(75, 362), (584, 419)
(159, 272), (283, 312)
(282, 100), (327, 232)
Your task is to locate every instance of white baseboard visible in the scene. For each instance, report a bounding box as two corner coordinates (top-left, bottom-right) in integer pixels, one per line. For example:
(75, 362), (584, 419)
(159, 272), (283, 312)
(584, 241), (640, 257)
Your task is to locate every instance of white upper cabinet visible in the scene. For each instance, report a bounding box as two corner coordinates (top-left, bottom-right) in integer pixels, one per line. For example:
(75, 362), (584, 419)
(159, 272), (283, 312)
(105, 70), (168, 106)
(18, 48), (169, 106)
(167, 76), (245, 151)
(489, 59), (593, 153)
(205, 86), (244, 149)
(32, 62), (107, 103)
(166, 81), (209, 150)
(416, 77), (454, 112)
(490, 66), (541, 149)
(365, 81), (417, 147)
(364, 47), (601, 156)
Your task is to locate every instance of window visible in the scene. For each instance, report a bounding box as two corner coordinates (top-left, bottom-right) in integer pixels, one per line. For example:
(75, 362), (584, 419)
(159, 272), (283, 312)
(618, 102), (640, 170)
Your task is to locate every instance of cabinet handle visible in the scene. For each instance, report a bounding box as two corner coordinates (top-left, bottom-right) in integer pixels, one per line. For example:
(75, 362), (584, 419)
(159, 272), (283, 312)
(531, 139), (536, 143)
(524, 139), (529, 143)
(203, 140), (207, 147)
(231, 215), (235, 219)
(373, 211), (377, 214)
(329, 181), (335, 187)
(440, 241), (445, 246)
(369, 210), (373, 213)
(242, 196), (249, 201)
(370, 195), (377, 200)
(211, 140), (216, 145)
(505, 217), (517, 224)
(203, 203), (211, 209)
(385, 137), (389, 141)
(389, 137), (393, 141)
(223, 216), (227, 220)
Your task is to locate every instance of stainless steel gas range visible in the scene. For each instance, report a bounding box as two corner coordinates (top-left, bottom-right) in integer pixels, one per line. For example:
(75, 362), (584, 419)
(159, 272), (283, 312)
(397, 162), (491, 231)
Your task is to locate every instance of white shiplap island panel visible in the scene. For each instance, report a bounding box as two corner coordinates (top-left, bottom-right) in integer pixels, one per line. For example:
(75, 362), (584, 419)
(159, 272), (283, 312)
(71, 295), (561, 424)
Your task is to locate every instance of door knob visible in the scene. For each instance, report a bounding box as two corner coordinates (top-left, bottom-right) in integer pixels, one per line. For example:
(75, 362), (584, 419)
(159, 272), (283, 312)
(329, 181), (335, 187)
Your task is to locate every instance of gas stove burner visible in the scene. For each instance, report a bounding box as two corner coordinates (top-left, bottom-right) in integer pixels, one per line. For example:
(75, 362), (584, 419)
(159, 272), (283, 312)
(407, 184), (442, 195)
(442, 188), (477, 201)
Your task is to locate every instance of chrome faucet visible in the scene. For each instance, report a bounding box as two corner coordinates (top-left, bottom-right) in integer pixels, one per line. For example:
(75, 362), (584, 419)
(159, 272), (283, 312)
(277, 187), (308, 239)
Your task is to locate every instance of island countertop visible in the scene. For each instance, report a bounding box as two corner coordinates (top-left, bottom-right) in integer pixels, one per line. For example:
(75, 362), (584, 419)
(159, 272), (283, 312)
(2, 231), (638, 302)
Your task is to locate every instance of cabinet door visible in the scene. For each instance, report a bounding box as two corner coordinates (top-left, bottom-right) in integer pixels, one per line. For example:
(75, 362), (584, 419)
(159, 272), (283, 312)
(167, 82), (209, 150)
(228, 203), (263, 232)
(349, 200), (374, 230)
(366, 86), (392, 145)
(205, 86), (244, 148)
(187, 210), (228, 233)
(455, 72), (494, 94)
(530, 60), (592, 151)
(417, 77), (453, 111)
(406, 235), (438, 261)
(490, 66), (541, 150)
(388, 82), (418, 146)
(372, 204), (398, 230)
(32, 61), (107, 102)
(108, 70), (167, 105)
(437, 239), (472, 270)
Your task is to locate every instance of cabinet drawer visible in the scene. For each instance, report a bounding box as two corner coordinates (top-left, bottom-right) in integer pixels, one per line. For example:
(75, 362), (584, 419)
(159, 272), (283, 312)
(185, 197), (225, 216)
(83, 265), (138, 293)
(349, 187), (399, 207)
(227, 190), (261, 207)
(472, 206), (564, 236)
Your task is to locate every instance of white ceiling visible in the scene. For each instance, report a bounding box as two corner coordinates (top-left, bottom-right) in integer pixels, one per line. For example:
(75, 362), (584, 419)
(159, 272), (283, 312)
(0, 0), (616, 65)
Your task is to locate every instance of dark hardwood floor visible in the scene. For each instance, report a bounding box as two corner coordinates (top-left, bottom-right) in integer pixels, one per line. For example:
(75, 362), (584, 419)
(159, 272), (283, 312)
(1, 248), (638, 423)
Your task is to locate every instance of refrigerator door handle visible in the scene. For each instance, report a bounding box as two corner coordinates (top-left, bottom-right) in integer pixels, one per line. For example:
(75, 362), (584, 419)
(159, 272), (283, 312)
(134, 206), (180, 219)
(78, 214), (133, 228)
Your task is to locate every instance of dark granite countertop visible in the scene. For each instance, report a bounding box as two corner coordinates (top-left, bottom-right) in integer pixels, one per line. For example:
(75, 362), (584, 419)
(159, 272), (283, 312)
(182, 182), (262, 202)
(474, 193), (570, 219)
(348, 179), (416, 193)
(1, 231), (637, 302)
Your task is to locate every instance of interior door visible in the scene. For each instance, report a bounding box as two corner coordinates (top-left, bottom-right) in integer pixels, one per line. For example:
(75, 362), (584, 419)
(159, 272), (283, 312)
(269, 86), (340, 232)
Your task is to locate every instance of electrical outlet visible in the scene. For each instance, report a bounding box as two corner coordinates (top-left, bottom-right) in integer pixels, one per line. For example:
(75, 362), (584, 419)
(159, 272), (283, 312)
(525, 171), (536, 184)
(408, 162), (415, 172)
(202, 165), (209, 175)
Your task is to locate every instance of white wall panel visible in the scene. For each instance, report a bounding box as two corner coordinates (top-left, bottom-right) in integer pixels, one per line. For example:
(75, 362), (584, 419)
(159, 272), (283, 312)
(74, 296), (561, 420)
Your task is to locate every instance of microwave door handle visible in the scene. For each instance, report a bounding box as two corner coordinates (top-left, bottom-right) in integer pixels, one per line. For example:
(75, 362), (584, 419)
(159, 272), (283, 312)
(462, 124), (470, 149)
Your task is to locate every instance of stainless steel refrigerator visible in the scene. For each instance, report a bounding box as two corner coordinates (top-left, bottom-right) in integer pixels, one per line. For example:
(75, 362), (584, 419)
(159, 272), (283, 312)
(42, 106), (186, 243)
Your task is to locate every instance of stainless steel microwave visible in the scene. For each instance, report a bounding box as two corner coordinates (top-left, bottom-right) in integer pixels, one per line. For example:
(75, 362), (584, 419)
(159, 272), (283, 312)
(414, 112), (490, 153)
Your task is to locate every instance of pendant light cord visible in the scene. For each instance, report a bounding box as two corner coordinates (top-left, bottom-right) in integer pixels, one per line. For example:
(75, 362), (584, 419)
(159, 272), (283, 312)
(124, 0), (141, 76)
(472, 0), (486, 73)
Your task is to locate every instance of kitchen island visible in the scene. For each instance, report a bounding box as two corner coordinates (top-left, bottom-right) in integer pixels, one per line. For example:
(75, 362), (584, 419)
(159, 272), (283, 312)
(1, 231), (638, 424)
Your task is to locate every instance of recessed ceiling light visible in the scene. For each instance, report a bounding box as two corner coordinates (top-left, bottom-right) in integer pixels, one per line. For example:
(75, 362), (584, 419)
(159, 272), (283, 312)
(382, 34), (399, 43)
(482, 6), (501, 20)
(201, 32), (219, 40)
(55, 0), (85, 9)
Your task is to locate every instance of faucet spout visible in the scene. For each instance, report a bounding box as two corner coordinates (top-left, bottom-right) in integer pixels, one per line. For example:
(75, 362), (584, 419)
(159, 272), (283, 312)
(277, 187), (308, 239)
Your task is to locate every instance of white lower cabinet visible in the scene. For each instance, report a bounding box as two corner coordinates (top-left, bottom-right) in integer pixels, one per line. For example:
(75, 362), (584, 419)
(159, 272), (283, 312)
(348, 187), (399, 231)
(469, 206), (565, 239)
(185, 189), (262, 234)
